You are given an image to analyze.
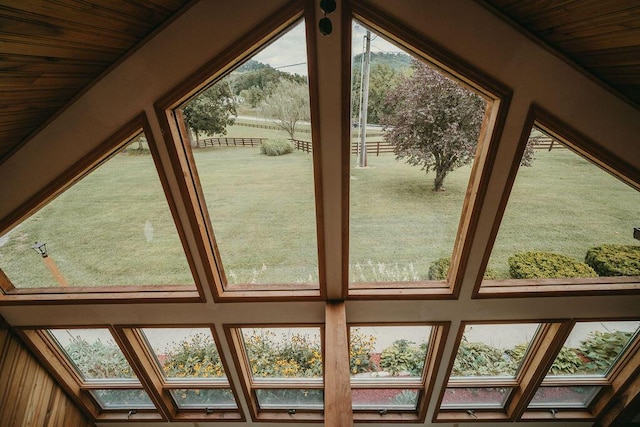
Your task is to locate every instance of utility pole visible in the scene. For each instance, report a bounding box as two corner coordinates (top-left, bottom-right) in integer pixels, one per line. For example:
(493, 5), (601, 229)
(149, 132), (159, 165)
(358, 30), (371, 168)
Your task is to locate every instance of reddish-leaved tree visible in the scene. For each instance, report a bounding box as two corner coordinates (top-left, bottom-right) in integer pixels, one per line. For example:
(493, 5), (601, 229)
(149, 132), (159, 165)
(381, 60), (486, 191)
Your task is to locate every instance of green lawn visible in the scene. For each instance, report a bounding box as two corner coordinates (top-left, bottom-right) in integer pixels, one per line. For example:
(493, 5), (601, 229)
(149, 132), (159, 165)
(1, 140), (637, 288)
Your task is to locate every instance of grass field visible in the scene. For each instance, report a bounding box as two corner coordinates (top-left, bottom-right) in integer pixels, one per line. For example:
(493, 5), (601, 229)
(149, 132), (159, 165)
(0, 131), (637, 288)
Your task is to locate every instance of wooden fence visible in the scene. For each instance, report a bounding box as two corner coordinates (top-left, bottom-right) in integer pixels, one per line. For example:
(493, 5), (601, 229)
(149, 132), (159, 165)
(291, 136), (565, 155)
(351, 141), (395, 155)
(292, 139), (312, 153)
(291, 139), (394, 156)
(235, 121), (312, 134)
(198, 137), (266, 147)
(530, 136), (566, 151)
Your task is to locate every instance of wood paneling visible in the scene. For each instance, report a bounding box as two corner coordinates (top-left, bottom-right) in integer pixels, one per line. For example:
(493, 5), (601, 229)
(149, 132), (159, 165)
(0, 0), (191, 162)
(0, 320), (94, 427)
(483, 0), (640, 106)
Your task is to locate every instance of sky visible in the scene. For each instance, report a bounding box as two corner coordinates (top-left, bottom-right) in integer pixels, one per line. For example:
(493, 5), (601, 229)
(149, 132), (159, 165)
(251, 20), (406, 77)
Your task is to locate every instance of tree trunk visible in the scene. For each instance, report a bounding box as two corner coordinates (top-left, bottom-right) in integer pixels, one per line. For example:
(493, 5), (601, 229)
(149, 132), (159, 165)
(433, 168), (447, 191)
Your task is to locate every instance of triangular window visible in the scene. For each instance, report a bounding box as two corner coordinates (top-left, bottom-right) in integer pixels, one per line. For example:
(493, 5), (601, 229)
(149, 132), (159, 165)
(348, 21), (490, 290)
(0, 126), (193, 291)
(483, 125), (640, 287)
(172, 20), (319, 290)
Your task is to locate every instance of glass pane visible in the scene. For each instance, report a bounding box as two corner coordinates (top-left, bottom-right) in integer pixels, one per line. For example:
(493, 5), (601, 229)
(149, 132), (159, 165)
(0, 131), (193, 288)
(486, 126), (640, 280)
(451, 323), (540, 378)
(529, 386), (601, 409)
(255, 389), (323, 410)
(349, 21), (488, 285)
(352, 389), (419, 410)
(141, 328), (226, 380)
(546, 321), (639, 377)
(169, 389), (236, 409)
(349, 326), (431, 379)
(440, 387), (512, 409)
(178, 20), (318, 286)
(48, 329), (136, 381)
(90, 389), (155, 410)
(240, 327), (322, 380)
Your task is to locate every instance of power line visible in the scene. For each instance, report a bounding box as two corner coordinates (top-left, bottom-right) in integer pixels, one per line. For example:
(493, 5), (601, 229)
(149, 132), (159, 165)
(273, 62), (307, 70)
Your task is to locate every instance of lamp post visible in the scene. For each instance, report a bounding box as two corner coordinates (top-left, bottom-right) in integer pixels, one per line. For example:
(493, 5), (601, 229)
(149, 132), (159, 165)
(31, 242), (69, 287)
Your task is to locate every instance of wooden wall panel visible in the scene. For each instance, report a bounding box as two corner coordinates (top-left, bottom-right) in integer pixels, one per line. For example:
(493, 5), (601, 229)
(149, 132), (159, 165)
(0, 322), (94, 427)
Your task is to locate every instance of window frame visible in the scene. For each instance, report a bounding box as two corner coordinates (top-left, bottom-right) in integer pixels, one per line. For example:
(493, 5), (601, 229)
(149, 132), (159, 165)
(345, 2), (513, 300)
(474, 105), (640, 299)
(434, 319), (640, 423)
(154, 0), (326, 302)
(224, 323), (325, 422)
(434, 320), (563, 422)
(0, 114), (204, 304)
(348, 322), (449, 423)
(118, 325), (244, 422)
(521, 319), (640, 422)
(17, 325), (165, 422)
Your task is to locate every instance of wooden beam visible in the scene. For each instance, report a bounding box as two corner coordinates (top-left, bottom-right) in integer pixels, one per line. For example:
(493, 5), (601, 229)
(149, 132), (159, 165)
(324, 302), (353, 427)
(594, 340), (640, 427)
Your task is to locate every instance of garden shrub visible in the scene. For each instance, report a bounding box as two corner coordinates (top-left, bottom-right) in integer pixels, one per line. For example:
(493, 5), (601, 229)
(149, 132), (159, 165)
(64, 336), (133, 378)
(584, 244), (640, 276)
(162, 333), (225, 378)
(427, 257), (498, 280)
(243, 330), (322, 378)
(260, 139), (293, 156)
(349, 328), (377, 374)
(548, 347), (584, 375)
(380, 339), (426, 376)
(508, 251), (597, 279)
(452, 339), (516, 376)
(427, 258), (449, 280)
(578, 330), (635, 373)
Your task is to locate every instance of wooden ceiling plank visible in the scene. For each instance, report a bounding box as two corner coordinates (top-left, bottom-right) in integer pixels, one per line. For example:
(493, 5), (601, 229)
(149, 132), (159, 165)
(542, 13), (640, 43)
(511, 0), (637, 28)
(0, 107), (62, 119)
(0, 0), (171, 35)
(0, 54), (109, 75)
(577, 46), (640, 67)
(488, 0), (577, 17)
(0, 15), (139, 50)
(0, 39), (121, 62)
(0, 110), (60, 125)
(0, 33), (125, 57)
(0, 99), (65, 112)
(556, 31), (640, 53)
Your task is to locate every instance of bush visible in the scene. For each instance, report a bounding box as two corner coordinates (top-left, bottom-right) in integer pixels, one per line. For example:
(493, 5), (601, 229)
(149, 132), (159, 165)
(427, 257), (498, 280)
(585, 244), (640, 276)
(260, 139), (293, 156)
(427, 258), (449, 280)
(578, 330), (634, 373)
(64, 336), (133, 379)
(162, 333), (225, 378)
(349, 328), (377, 375)
(380, 339), (426, 376)
(508, 251), (597, 279)
(243, 330), (322, 378)
(548, 347), (585, 375)
(452, 339), (516, 376)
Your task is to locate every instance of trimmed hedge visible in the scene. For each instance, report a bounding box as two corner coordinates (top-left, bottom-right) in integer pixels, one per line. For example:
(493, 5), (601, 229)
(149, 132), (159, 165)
(585, 244), (640, 277)
(260, 139), (293, 156)
(508, 251), (597, 279)
(427, 257), (498, 280)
